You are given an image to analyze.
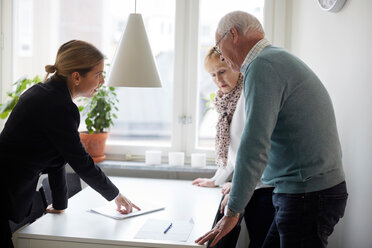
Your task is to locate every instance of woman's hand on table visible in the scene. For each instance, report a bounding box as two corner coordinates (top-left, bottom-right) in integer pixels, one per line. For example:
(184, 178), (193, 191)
(192, 178), (216, 187)
(46, 205), (65, 214)
(115, 193), (141, 214)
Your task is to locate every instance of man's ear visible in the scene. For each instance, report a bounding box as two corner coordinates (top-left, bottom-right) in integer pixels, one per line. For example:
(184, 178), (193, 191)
(230, 27), (239, 44)
(71, 72), (80, 86)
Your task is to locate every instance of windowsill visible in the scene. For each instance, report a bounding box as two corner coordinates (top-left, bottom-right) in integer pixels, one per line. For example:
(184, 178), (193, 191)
(67, 160), (217, 181)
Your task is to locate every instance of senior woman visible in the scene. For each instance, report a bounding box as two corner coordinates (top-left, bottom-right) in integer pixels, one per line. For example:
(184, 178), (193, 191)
(192, 47), (274, 248)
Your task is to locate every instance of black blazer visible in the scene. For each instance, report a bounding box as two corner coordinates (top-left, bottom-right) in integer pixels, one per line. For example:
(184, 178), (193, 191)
(0, 78), (119, 222)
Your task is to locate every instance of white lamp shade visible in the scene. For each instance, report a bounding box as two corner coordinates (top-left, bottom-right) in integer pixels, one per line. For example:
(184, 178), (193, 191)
(107, 13), (162, 87)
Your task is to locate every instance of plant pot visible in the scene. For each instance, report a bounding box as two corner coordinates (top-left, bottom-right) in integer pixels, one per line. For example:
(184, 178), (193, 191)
(79, 132), (109, 163)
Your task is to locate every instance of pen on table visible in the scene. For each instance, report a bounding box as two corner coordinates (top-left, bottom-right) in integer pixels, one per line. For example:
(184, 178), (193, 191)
(164, 223), (173, 234)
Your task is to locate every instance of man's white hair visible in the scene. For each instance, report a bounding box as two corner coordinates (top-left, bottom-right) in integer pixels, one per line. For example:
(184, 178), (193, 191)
(216, 11), (264, 38)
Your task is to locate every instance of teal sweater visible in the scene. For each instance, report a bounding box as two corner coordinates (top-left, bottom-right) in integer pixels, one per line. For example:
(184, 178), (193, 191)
(228, 46), (345, 213)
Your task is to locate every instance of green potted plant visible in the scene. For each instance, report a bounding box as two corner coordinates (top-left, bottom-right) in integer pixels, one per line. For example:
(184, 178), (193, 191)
(0, 76), (41, 119)
(79, 84), (119, 163)
(203, 92), (216, 117)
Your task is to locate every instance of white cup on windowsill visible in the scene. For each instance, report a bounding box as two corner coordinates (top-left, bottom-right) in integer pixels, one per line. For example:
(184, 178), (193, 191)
(168, 152), (185, 166)
(145, 150), (162, 165)
(191, 153), (206, 167)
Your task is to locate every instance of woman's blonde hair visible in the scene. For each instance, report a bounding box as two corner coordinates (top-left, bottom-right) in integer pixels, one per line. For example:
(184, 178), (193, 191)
(44, 40), (104, 82)
(204, 47), (223, 70)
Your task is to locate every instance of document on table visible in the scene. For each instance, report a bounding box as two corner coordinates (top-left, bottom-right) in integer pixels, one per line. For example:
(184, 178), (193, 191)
(134, 218), (194, 242)
(89, 201), (165, 220)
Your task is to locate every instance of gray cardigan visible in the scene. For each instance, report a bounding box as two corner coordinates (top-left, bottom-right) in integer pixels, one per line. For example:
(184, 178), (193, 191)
(228, 46), (345, 213)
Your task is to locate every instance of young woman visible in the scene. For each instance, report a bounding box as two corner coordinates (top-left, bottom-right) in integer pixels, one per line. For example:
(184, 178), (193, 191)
(192, 47), (274, 248)
(0, 40), (139, 248)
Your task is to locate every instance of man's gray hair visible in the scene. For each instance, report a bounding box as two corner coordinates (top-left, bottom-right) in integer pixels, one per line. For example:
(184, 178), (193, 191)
(216, 11), (264, 38)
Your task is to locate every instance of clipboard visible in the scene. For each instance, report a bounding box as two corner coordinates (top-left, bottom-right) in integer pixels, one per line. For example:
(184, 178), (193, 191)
(90, 201), (164, 220)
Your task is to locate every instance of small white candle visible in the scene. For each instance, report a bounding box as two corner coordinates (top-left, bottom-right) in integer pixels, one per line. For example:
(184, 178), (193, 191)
(145, 150), (162, 165)
(168, 152), (185, 166)
(191, 153), (206, 167)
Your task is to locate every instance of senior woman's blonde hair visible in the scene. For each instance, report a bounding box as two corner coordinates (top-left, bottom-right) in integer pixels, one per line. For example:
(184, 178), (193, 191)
(44, 40), (104, 82)
(204, 47), (225, 70)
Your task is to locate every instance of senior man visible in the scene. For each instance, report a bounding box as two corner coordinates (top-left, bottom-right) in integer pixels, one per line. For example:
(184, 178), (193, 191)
(196, 11), (347, 248)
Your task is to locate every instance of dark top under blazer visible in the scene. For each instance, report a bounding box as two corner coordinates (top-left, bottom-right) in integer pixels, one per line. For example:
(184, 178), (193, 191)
(0, 77), (119, 222)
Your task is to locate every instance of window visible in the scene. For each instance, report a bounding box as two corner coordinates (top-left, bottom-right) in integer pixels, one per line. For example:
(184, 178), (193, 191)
(197, 0), (264, 149)
(105, 0), (175, 148)
(5, 0), (265, 162)
(0, 0), (2, 106)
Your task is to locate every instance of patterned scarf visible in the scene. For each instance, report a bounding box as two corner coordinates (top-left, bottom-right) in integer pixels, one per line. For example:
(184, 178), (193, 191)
(214, 74), (243, 167)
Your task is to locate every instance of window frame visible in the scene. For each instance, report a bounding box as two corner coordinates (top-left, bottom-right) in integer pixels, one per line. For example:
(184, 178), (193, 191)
(105, 0), (214, 161)
(0, 0), (14, 130)
(1, 0), (282, 164)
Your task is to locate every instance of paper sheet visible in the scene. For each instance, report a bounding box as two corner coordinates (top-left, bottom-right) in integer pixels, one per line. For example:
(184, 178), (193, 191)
(89, 201), (165, 220)
(134, 218), (194, 242)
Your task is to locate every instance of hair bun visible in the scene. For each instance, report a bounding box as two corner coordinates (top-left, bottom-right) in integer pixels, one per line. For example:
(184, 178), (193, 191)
(45, 65), (56, 73)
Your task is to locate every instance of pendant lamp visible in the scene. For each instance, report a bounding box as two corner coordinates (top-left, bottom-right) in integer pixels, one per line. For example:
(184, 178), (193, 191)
(107, 1), (162, 88)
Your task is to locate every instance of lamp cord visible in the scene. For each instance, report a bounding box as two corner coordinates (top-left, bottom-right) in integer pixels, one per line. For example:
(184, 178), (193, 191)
(134, 0), (137, 13)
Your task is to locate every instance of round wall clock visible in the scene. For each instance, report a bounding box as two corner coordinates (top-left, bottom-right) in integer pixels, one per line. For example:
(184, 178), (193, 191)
(317, 0), (347, 12)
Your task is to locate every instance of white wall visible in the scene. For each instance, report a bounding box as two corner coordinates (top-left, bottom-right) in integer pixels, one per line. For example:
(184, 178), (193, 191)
(285, 1), (372, 247)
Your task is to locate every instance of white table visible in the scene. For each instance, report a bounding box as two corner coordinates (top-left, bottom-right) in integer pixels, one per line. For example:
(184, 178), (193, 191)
(16, 177), (222, 248)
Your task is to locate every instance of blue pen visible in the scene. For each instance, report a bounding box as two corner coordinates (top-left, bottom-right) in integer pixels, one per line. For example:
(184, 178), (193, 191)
(164, 223), (173, 234)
